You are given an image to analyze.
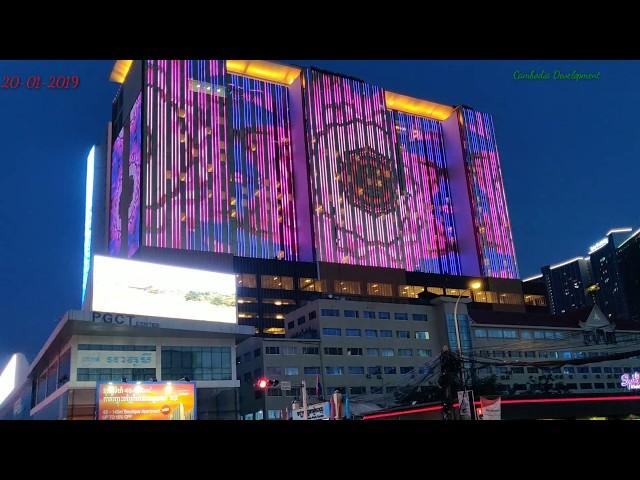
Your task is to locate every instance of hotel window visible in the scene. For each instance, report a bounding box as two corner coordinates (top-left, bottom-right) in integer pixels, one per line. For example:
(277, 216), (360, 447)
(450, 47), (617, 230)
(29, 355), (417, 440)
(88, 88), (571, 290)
(381, 349), (395, 357)
(299, 278), (326, 292)
(321, 309), (340, 317)
(363, 311), (376, 319)
(365, 329), (378, 337)
(378, 312), (391, 320)
(347, 348), (363, 356)
(398, 349), (413, 357)
(498, 293), (523, 305)
(262, 298), (296, 306)
(237, 297), (258, 305)
(394, 312), (409, 321)
(380, 330), (393, 338)
(475, 329), (487, 338)
(384, 366), (397, 375)
(397, 330), (410, 339)
(415, 331), (430, 340)
(427, 287), (445, 295)
(417, 349), (432, 357)
(304, 367), (321, 375)
(344, 310), (359, 318)
(399, 285), (425, 298)
(524, 294), (547, 306)
(446, 288), (471, 297)
(366, 348), (379, 356)
(348, 367), (365, 375)
(284, 367), (299, 376)
(236, 274), (257, 288)
(325, 367), (344, 376)
(473, 290), (498, 303)
(412, 314), (428, 322)
(335, 280), (361, 295)
(322, 328), (341, 336)
(161, 346), (232, 381)
(261, 275), (294, 290)
(265, 346), (280, 355)
(324, 347), (343, 355)
(281, 346), (298, 355)
(346, 329), (361, 337)
(303, 346), (319, 355)
(367, 282), (393, 297)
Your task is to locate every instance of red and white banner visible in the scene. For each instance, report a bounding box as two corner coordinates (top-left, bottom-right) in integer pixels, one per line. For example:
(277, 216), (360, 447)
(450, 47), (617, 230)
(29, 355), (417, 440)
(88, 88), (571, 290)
(480, 396), (501, 420)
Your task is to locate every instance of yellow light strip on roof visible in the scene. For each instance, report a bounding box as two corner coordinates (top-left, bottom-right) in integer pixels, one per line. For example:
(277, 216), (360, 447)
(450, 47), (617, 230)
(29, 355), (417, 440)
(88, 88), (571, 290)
(110, 60), (134, 84)
(385, 91), (454, 121)
(226, 60), (301, 86)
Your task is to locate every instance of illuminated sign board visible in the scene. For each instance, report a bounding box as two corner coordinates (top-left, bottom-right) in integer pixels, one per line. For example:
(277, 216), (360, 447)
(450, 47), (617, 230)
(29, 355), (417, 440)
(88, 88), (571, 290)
(588, 238), (608, 254)
(97, 382), (196, 420)
(621, 372), (640, 391)
(92, 256), (236, 323)
(77, 351), (156, 369)
(292, 402), (330, 420)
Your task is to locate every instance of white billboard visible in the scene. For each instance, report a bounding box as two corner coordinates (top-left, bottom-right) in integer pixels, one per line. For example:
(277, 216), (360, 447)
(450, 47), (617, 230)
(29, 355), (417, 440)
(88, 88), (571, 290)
(92, 256), (237, 323)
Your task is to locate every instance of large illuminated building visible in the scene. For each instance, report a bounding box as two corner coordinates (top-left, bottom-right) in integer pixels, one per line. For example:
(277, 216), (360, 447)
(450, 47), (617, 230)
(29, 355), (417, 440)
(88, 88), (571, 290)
(98, 60), (535, 336)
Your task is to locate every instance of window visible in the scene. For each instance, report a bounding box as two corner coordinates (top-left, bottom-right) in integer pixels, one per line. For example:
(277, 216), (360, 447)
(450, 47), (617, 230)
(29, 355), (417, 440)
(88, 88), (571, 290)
(254, 349), (261, 358)
(488, 329), (503, 338)
(527, 367), (538, 374)
(365, 329), (378, 337)
(267, 389), (283, 397)
(304, 367), (321, 375)
(322, 328), (341, 336)
(400, 367), (415, 374)
(384, 366), (397, 374)
(564, 367), (575, 374)
(321, 309), (340, 317)
(266, 367), (283, 376)
(76, 368), (156, 382)
(370, 386), (383, 394)
(161, 346), (232, 381)
(380, 330), (393, 338)
(496, 367), (509, 374)
(379, 312), (391, 320)
(397, 330), (410, 339)
(580, 383), (593, 389)
(473, 290), (498, 303)
(511, 367), (525, 374)
(348, 366), (365, 375)
(325, 367), (344, 375)
(603, 367), (612, 373)
(366, 348), (379, 357)
(398, 349), (413, 357)
(607, 382), (616, 389)
(544, 331), (555, 340)
(268, 410), (282, 419)
(347, 348), (363, 356)
(475, 329), (488, 338)
(262, 298), (296, 306)
(324, 347), (343, 356)
(334, 280), (361, 295)
(394, 312), (409, 321)
(346, 328), (361, 337)
(58, 349), (70, 387)
(613, 367), (622, 373)
(399, 285), (425, 298)
(503, 330), (517, 339)
(412, 314), (428, 322)
(521, 330), (533, 339)
(287, 321), (295, 329)
(236, 274), (257, 288)
(566, 383), (578, 389)
(446, 288), (471, 297)
(381, 349), (395, 357)
(265, 346), (280, 355)
(303, 346), (319, 355)
(533, 331), (545, 339)
(417, 349), (432, 357)
(594, 383), (605, 389)
(551, 367), (561, 373)
(344, 310), (359, 318)
(297, 316), (306, 326)
(367, 282), (393, 296)
(497, 292), (523, 305)
(350, 386), (366, 394)
(261, 275), (294, 290)
(509, 351), (521, 358)
(591, 367), (602, 373)
(309, 311), (317, 320)
(363, 311), (376, 319)
(577, 367), (589, 373)
(284, 367), (299, 376)
(415, 331), (430, 340)
(554, 332), (567, 340)
(299, 278), (326, 292)
(493, 351), (506, 358)
(368, 366), (382, 375)
(426, 286), (444, 295)
(281, 346), (297, 355)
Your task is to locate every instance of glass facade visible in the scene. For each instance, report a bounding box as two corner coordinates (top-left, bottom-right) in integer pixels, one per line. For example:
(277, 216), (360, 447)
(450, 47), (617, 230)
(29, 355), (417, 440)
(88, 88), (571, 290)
(161, 346), (232, 381)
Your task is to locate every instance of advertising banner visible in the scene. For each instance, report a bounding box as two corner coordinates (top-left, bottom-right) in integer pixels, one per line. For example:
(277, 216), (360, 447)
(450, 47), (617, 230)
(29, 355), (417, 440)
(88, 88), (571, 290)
(77, 351), (156, 369)
(292, 402), (330, 420)
(97, 382), (196, 420)
(457, 390), (472, 420)
(480, 396), (501, 420)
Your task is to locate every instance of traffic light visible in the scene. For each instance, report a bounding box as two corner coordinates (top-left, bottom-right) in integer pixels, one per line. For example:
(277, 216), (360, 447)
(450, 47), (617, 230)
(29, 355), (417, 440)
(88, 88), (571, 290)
(255, 377), (280, 390)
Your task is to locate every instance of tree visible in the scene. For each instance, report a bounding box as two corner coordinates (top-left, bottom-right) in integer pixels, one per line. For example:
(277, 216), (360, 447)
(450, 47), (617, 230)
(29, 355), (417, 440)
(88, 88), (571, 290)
(473, 375), (500, 397)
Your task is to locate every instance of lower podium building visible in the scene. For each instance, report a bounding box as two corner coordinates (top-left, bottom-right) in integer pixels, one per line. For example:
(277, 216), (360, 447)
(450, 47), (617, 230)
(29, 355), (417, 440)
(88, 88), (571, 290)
(26, 310), (253, 420)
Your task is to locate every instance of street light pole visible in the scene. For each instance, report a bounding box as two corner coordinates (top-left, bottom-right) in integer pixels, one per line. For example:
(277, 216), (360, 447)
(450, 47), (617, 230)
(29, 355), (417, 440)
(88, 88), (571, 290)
(453, 291), (466, 389)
